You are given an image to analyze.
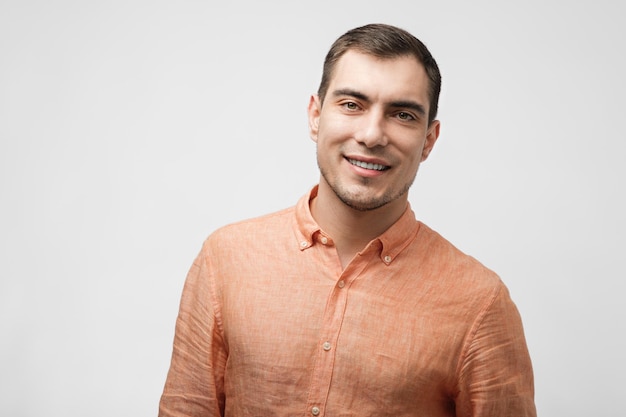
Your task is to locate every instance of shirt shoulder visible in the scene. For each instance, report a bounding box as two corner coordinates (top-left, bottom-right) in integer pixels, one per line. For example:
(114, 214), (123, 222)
(412, 222), (503, 294)
(202, 205), (297, 251)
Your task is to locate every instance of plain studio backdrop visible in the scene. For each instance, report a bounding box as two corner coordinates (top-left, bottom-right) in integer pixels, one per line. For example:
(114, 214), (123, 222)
(1, 1), (624, 416)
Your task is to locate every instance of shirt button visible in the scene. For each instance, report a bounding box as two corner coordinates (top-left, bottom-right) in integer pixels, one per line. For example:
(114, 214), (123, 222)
(384, 255), (392, 263)
(337, 280), (345, 288)
(300, 241), (308, 248)
(323, 341), (331, 351)
(311, 406), (320, 416)
(320, 236), (328, 245)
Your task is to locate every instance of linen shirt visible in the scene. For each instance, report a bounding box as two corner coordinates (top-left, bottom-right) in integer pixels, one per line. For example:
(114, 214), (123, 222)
(159, 186), (536, 417)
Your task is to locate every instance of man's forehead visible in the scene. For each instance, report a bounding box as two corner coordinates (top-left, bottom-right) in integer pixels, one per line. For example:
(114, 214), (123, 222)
(334, 49), (425, 73)
(328, 50), (430, 102)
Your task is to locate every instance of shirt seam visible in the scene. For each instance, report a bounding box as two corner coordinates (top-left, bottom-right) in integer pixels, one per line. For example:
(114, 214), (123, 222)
(454, 281), (503, 390)
(201, 243), (227, 353)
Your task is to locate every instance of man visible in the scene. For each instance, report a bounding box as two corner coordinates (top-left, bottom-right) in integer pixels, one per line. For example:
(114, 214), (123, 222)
(159, 23), (536, 416)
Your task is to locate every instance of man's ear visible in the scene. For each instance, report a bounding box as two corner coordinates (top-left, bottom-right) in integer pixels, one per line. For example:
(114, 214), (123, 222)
(308, 95), (321, 143)
(421, 120), (441, 162)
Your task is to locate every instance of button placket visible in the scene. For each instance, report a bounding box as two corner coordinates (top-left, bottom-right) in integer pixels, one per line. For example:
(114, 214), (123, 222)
(305, 251), (373, 416)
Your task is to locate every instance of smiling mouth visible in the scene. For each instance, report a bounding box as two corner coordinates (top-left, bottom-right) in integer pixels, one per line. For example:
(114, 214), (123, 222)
(347, 158), (390, 171)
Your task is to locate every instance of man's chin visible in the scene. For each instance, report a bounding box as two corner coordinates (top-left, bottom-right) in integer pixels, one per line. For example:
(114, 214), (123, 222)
(332, 182), (412, 213)
(336, 192), (390, 212)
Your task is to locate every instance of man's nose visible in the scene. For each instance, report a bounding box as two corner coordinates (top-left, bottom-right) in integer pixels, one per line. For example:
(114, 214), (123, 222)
(354, 111), (388, 148)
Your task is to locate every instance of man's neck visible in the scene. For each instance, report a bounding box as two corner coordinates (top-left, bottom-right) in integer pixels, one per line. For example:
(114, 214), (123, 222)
(310, 181), (408, 268)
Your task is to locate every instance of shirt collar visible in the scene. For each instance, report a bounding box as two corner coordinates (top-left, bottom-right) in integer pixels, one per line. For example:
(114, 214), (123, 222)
(293, 185), (323, 250)
(293, 185), (421, 264)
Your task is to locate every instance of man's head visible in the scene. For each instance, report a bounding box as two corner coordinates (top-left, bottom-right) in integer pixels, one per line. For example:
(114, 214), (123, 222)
(308, 24), (442, 213)
(317, 23), (441, 125)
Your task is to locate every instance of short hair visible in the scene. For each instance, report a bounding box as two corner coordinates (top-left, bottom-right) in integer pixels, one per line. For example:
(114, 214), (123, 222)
(317, 23), (442, 124)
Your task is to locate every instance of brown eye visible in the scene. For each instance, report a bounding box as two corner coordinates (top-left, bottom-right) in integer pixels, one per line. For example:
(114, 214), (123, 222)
(397, 112), (415, 121)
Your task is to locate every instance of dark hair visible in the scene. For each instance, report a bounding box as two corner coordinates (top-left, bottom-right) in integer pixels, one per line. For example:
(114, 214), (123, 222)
(317, 23), (442, 124)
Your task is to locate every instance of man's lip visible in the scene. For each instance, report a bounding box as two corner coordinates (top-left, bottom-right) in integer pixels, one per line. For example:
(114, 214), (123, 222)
(344, 155), (391, 169)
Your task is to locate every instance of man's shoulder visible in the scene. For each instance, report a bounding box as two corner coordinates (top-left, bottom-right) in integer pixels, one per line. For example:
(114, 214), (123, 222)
(205, 205), (297, 246)
(415, 222), (501, 284)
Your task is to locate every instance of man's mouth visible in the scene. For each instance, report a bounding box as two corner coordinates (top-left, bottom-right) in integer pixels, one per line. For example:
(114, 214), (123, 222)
(346, 158), (390, 171)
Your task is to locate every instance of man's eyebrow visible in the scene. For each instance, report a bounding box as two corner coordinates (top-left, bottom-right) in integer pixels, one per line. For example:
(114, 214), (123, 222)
(331, 88), (426, 116)
(331, 88), (370, 102)
(389, 100), (426, 117)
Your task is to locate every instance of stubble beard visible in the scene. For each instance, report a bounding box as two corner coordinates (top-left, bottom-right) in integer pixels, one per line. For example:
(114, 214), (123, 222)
(318, 162), (415, 212)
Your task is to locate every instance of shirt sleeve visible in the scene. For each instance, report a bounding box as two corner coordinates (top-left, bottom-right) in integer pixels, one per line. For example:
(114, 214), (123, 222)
(159, 244), (227, 417)
(455, 283), (536, 417)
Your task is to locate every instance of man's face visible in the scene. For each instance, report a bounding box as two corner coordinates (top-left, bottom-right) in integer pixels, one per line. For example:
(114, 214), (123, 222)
(308, 50), (440, 211)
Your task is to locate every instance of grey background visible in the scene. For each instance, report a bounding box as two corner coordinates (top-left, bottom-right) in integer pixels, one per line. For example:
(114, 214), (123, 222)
(1, 1), (624, 416)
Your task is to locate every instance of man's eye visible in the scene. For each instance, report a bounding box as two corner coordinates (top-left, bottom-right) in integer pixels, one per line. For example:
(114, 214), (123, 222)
(397, 112), (415, 121)
(343, 102), (358, 110)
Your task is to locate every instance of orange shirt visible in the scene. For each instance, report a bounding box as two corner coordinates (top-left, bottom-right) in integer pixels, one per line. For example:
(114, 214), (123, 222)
(159, 186), (536, 417)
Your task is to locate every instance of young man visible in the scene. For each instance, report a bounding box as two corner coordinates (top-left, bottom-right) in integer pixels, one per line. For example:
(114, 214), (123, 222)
(159, 24), (536, 417)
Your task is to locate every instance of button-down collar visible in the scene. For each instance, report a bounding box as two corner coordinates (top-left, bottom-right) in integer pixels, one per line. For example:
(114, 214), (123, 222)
(293, 185), (421, 264)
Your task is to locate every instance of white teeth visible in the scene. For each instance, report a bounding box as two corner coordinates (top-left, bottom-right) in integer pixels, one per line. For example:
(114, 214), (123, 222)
(348, 158), (388, 171)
